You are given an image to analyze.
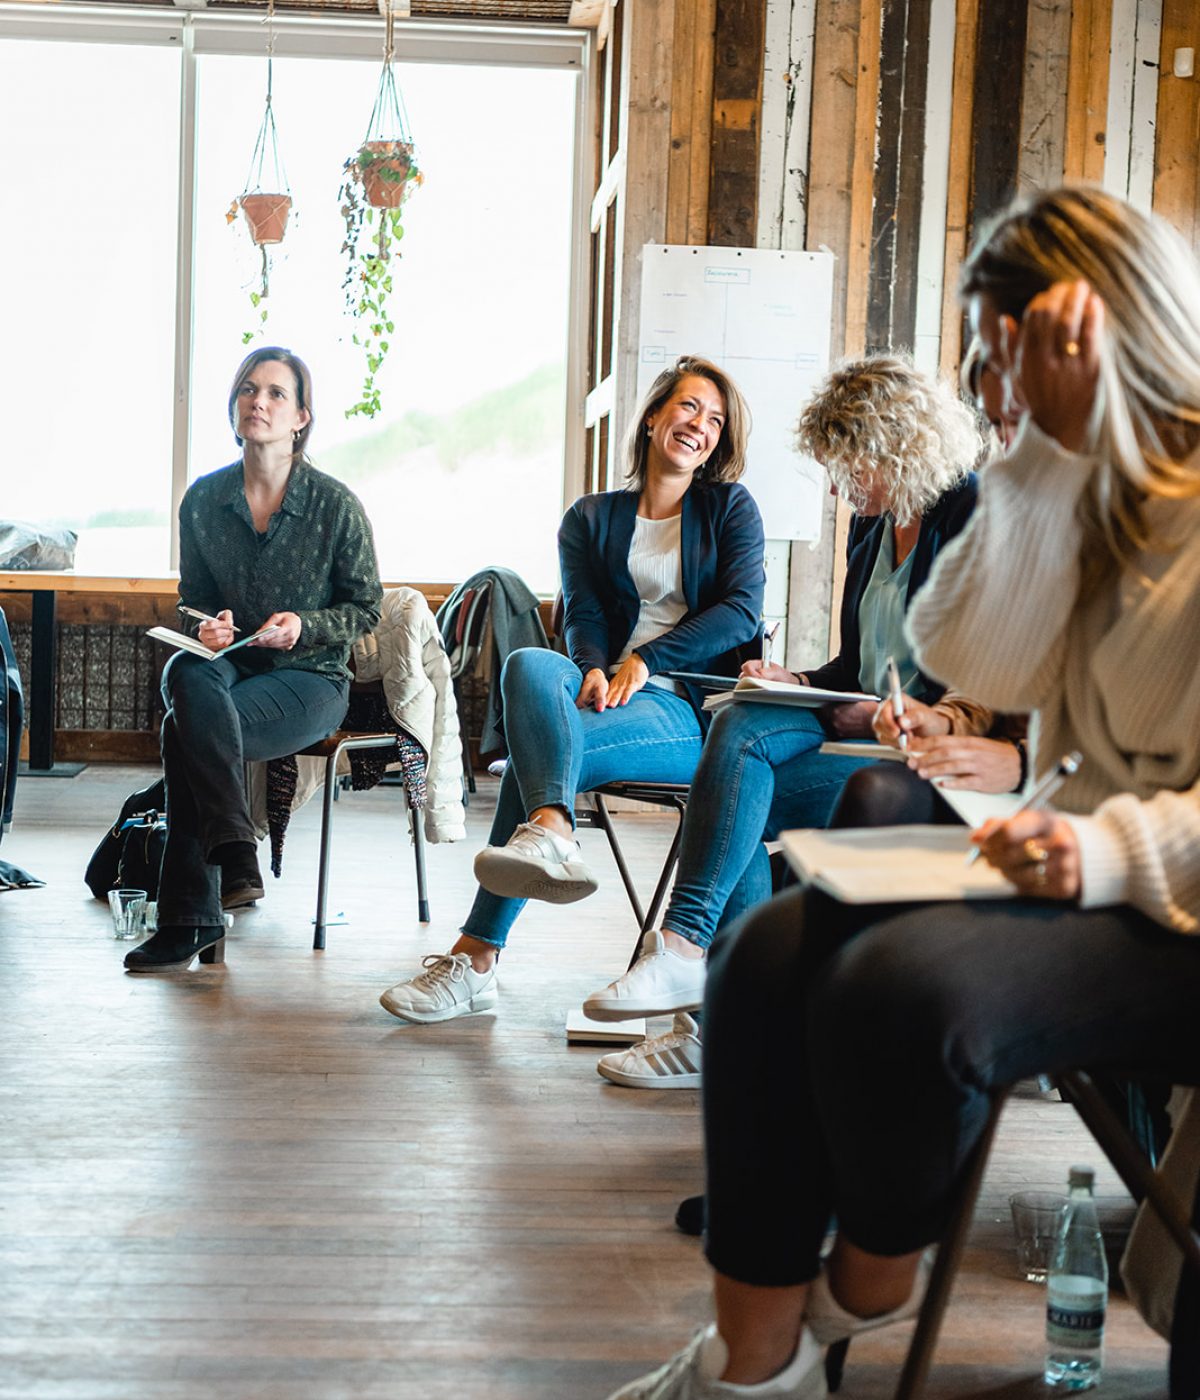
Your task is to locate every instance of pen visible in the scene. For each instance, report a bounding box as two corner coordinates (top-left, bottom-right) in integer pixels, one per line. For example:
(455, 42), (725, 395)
(964, 749), (1084, 866)
(762, 621), (781, 666)
(180, 607), (242, 633)
(887, 654), (907, 751)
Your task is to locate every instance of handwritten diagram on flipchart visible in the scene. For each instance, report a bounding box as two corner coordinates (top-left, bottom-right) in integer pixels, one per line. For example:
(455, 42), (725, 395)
(637, 244), (834, 541)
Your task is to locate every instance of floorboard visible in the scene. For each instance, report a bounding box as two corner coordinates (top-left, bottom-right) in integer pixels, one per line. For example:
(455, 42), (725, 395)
(0, 764), (1170, 1398)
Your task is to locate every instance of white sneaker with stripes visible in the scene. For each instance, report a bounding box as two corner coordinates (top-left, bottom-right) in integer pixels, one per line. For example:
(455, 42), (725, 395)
(596, 1012), (702, 1089)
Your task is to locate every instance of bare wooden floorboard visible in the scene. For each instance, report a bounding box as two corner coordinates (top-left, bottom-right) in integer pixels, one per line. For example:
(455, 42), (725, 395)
(0, 765), (1169, 1398)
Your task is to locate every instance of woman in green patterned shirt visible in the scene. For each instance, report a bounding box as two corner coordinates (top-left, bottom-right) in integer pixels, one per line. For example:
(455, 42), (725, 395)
(124, 348), (383, 973)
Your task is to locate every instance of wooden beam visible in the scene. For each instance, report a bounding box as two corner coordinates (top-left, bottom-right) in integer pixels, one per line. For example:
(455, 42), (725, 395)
(938, 0), (979, 379)
(666, 0), (716, 245)
(709, 0), (769, 246)
(844, 0), (884, 357)
(569, 0), (608, 26)
(1153, 0), (1200, 249)
(1064, 0), (1113, 184)
(1018, 0), (1071, 195)
(969, 0), (1029, 239)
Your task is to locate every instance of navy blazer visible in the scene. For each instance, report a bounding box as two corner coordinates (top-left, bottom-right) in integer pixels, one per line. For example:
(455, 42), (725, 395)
(805, 475), (978, 703)
(559, 480), (765, 724)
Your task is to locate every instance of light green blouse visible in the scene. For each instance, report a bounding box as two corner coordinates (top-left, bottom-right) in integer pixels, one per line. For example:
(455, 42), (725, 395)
(857, 526), (920, 698)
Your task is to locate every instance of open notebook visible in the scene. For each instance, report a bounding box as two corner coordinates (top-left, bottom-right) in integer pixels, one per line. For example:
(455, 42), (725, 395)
(780, 825), (1016, 903)
(146, 624), (280, 661)
(817, 740), (1025, 829)
(704, 676), (878, 713)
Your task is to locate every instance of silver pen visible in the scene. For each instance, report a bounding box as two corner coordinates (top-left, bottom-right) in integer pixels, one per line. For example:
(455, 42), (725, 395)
(887, 654), (907, 751)
(762, 621), (781, 667)
(180, 606), (242, 634)
(964, 750), (1084, 866)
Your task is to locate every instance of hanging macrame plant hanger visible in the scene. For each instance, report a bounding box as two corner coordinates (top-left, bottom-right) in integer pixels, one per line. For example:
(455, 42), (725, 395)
(356, 4), (418, 213)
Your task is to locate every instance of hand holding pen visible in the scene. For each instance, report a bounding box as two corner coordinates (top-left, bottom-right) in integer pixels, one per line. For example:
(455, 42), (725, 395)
(966, 751), (1084, 899)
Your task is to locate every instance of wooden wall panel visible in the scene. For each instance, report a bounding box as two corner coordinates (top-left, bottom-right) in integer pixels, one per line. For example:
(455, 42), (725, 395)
(1018, 0), (1071, 195)
(938, 0), (980, 379)
(969, 0), (1029, 237)
(666, 0), (717, 244)
(709, 0), (769, 245)
(1153, 0), (1200, 250)
(1064, 0), (1112, 183)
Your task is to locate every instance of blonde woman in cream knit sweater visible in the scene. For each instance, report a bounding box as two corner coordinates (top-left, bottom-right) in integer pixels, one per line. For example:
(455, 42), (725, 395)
(604, 188), (1200, 1400)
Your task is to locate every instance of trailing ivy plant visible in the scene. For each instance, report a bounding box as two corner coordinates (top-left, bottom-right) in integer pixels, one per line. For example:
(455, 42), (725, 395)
(339, 143), (421, 419)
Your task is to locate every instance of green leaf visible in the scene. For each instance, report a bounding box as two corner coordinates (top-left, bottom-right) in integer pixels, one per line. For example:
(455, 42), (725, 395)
(385, 320), (395, 333)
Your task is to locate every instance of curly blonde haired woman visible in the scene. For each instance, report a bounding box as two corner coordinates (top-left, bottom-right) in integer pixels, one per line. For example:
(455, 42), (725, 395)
(581, 355), (985, 1064)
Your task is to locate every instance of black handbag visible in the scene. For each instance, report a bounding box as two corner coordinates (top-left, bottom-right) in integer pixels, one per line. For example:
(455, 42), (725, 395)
(85, 779), (167, 900)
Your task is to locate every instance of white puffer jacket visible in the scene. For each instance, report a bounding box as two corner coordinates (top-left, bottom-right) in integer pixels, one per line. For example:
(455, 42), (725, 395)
(351, 587), (466, 843)
(249, 587), (466, 844)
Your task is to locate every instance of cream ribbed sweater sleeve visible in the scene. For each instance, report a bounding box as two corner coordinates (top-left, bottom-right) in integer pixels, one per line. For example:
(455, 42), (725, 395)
(909, 419), (1095, 713)
(909, 419), (1200, 936)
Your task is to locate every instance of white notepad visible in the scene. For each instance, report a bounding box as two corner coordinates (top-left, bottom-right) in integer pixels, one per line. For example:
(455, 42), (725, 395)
(704, 676), (878, 713)
(146, 624), (279, 661)
(817, 741), (1025, 829)
(780, 825), (1016, 903)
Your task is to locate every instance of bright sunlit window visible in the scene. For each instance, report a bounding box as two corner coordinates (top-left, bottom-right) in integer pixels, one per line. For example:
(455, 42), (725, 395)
(0, 27), (577, 591)
(0, 38), (180, 573)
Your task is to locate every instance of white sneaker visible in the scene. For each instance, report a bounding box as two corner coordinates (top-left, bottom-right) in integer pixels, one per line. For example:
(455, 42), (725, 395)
(473, 821), (599, 904)
(583, 929), (707, 1021)
(597, 1013), (703, 1089)
(605, 1323), (827, 1399)
(379, 953), (499, 1024)
(804, 1253), (932, 1345)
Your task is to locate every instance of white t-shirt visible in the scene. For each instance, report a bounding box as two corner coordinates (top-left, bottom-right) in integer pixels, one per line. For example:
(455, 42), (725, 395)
(615, 513), (686, 667)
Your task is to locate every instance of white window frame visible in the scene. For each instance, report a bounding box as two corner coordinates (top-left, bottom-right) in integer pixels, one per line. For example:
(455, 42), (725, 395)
(0, 3), (592, 571)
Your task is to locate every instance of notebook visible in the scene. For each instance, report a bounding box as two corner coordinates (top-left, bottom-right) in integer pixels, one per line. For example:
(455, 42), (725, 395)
(146, 624), (280, 661)
(703, 676), (878, 713)
(780, 825), (1016, 903)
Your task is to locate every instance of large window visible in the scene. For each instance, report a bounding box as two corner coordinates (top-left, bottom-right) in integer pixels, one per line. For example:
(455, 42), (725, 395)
(0, 37), (180, 573)
(0, 16), (581, 590)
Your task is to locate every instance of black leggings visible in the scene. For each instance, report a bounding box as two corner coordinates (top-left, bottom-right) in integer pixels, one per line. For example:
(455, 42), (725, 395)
(701, 884), (1200, 1287)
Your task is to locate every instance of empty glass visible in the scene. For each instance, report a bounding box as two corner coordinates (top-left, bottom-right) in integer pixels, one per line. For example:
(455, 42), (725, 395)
(1010, 1190), (1070, 1282)
(108, 888), (148, 940)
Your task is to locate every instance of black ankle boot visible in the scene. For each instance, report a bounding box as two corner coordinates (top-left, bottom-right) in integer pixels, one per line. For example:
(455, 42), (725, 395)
(212, 841), (265, 909)
(675, 1194), (706, 1237)
(124, 926), (226, 973)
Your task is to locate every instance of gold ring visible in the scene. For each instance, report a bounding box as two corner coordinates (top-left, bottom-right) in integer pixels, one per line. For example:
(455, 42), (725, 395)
(1023, 838), (1049, 865)
(1034, 861), (1048, 886)
(1064, 340), (1081, 357)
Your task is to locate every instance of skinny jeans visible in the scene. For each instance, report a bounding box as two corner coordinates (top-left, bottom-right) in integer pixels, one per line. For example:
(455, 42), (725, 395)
(158, 652), (348, 929)
(660, 703), (874, 948)
(702, 884), (1200, 1286)
(461, 648), (703, 949)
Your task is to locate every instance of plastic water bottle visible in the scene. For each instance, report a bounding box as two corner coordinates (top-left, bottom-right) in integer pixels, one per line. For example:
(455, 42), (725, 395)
(1045, 1164), (1107, 1389)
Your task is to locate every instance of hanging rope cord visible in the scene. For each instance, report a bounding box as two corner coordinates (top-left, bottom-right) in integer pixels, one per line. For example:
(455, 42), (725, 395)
(364, 0), (414, 145)
(243, 0), (290, 195)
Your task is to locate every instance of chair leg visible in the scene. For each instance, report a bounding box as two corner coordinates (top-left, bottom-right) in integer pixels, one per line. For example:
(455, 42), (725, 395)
(894, 1093), (1009, 1400)
(591, 793), (647, 930)
(411, 800), (430, 923)
(637, 795), (687, 940)
(312, 748), (340, 951)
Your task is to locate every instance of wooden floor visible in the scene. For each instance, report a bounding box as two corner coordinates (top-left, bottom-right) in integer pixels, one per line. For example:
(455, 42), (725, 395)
(0, 764), (1169, 1399)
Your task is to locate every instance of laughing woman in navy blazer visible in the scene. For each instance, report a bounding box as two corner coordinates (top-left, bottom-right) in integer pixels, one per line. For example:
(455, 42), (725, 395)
(380, 355), (765, 1023)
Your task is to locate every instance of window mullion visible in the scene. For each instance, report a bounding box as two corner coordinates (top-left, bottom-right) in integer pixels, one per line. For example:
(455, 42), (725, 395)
(170, 15), (198, 572)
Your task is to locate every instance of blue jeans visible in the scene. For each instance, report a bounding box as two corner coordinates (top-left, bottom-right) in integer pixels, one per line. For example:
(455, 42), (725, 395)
(661, 703), (875, 948)
(461, 648), (703, 948)
(158, 653), (348, 929)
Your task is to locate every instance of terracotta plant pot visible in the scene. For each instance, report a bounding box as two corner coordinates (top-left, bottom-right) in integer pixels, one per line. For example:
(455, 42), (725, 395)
(359, 140), (414, 209)
(239, 192), (292, 246)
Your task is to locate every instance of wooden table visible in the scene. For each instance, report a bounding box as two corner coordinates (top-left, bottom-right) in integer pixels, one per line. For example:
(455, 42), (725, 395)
(0, 573), (181, 774)
(0, 574), (462, 774)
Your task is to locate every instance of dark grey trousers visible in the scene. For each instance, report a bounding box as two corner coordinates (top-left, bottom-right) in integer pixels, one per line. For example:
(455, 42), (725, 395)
(157, 652), (347, 928)
(702, 884), (1200, 1287)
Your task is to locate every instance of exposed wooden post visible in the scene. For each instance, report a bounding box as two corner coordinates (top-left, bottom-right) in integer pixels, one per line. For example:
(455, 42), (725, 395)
(709, 0), (769, 245)
(1153, 0), (1200, 249)
(1064, 0), (1113, 184)
(667, 0), (717, 244)
(938, 0), (980, 380)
